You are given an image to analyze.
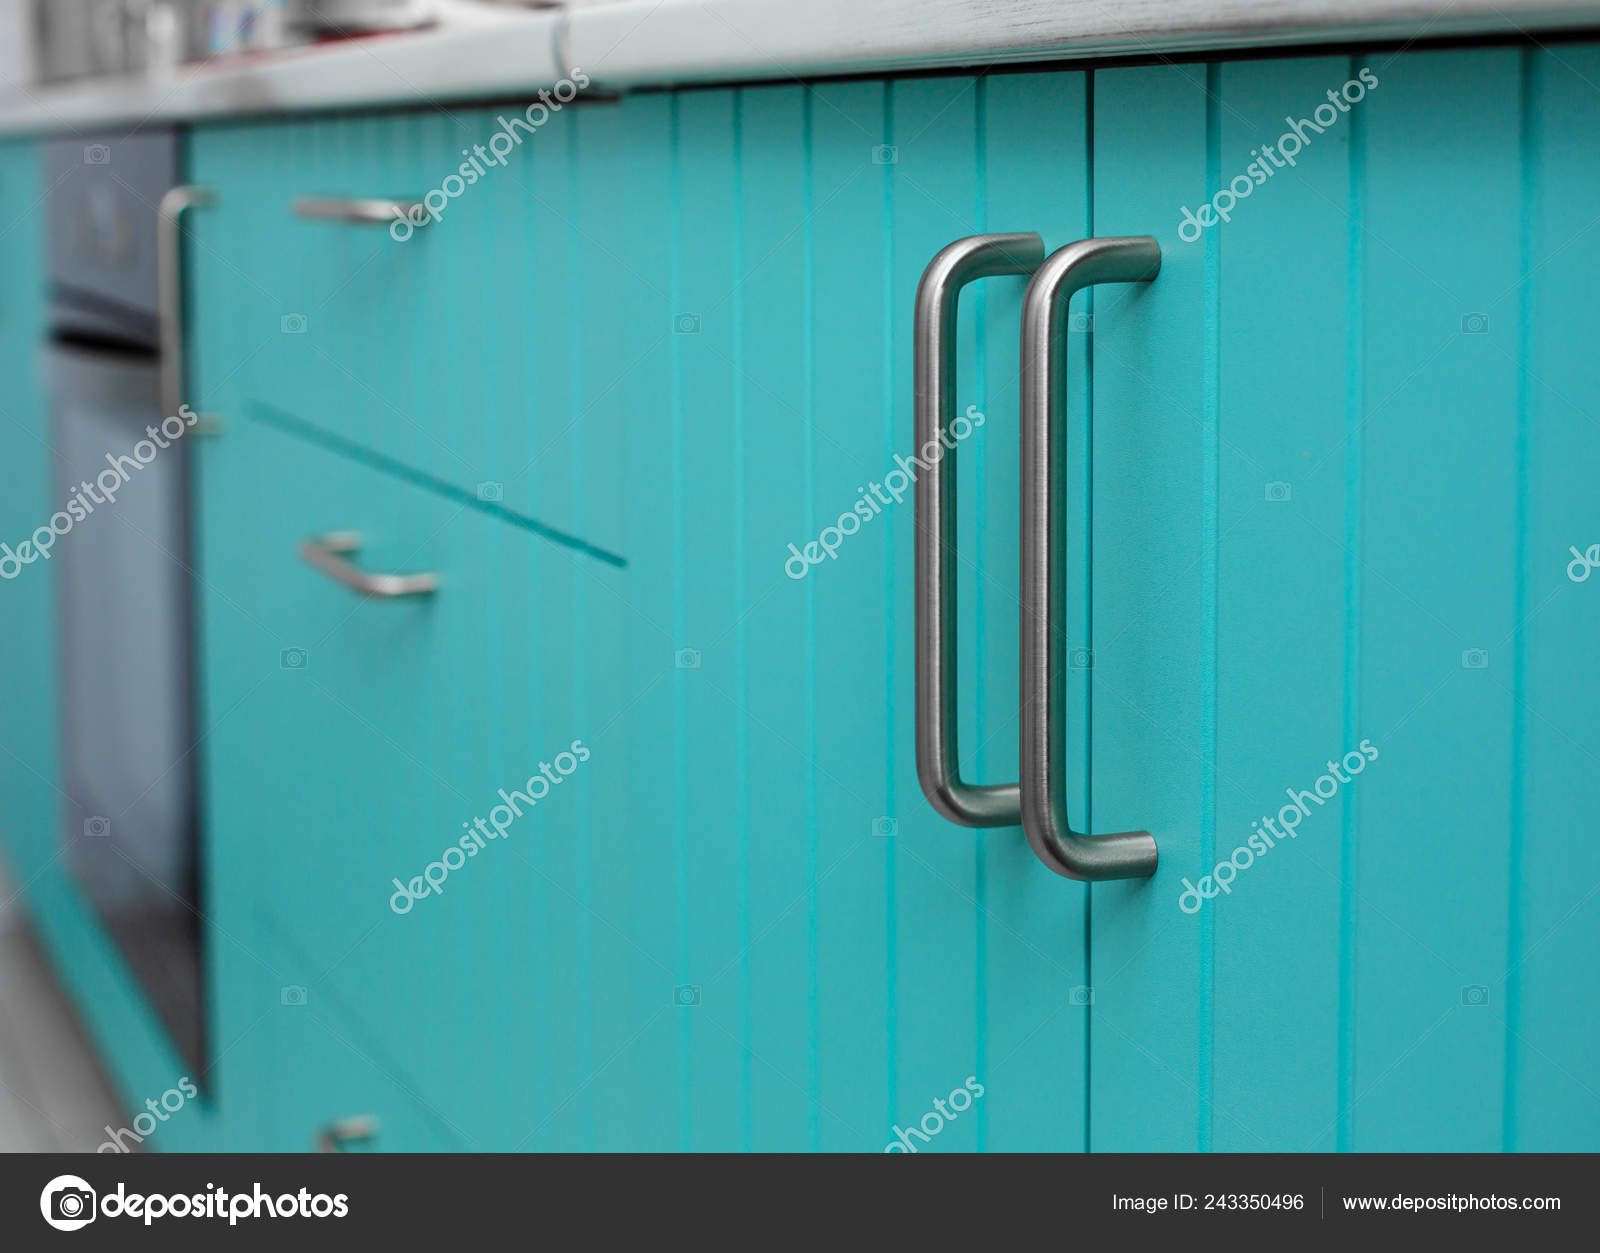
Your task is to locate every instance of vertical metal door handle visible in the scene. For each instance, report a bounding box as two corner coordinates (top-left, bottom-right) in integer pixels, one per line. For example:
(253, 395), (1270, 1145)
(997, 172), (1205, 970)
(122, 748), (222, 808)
(1019, 237), (1161, 881)
(157, 185), (215, 420)
(300, 533), (439, 599)
(914, 232), (1045, 827)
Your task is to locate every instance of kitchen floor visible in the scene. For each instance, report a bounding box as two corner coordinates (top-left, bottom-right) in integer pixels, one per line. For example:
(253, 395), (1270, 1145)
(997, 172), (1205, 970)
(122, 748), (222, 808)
(0, 860), (126, 1153)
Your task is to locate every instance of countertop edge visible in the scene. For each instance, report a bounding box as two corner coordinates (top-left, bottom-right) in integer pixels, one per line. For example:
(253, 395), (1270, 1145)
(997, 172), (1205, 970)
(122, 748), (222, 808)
(2, 0), (1598, 138)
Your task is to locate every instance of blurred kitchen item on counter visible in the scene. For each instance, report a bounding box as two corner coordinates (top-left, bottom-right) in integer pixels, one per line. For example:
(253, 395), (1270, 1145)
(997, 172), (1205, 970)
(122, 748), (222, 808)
(144, 3), (182, 75)
(33, 0), (216, 83)
(287, 0), (436, 32)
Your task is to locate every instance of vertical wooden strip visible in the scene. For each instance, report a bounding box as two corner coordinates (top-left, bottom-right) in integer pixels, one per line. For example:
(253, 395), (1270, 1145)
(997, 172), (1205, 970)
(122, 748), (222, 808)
(1354, 47), (1520, 1150)
(588, 91), (679, 1151)
(980, 68), (1092, 1152)
(1337, 55), (1369, 1153)
(1507, 42), (1600, 1149)
(1090, 61), (1209, 1151)
(809, 79), (892, 1151)
(674, 87), (746, 1151)
(888, 75), (983, 1153)
(736, 83), (817, 1152)
(1212, 55), (1354, 1149)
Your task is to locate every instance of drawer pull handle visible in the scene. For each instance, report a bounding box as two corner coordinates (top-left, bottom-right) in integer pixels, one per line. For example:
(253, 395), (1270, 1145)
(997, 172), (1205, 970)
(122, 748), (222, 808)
(1018, 237), (1161, 881)
(914, 232), (1044, 828)
(315, 1114), (379, 1153)
(293, 196), (427, 227)
(299, 533), (439, 599)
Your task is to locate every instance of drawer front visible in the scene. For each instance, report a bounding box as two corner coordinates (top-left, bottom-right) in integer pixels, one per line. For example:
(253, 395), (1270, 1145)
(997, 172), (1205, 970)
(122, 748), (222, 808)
(186, 96), (657, 561)
(193, 401), (637, 1150)
(244, 918), (457, 1153)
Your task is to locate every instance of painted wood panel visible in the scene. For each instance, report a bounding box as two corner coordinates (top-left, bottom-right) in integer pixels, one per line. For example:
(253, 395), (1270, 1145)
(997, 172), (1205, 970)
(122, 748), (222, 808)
(1091, 44), (1600, 1152)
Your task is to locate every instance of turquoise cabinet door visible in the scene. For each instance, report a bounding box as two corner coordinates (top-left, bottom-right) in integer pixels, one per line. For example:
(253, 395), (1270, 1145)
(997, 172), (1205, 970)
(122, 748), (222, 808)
(1089, 46), (1600, 1151)
(563, 74), (1104, 1152)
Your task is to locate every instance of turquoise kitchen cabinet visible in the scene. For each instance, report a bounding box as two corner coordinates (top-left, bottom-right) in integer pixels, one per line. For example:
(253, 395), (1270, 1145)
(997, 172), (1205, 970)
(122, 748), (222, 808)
(9, 35), (1597, 1152)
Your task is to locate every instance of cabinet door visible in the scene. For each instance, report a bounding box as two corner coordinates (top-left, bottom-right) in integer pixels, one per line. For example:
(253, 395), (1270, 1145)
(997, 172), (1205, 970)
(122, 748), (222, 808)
(1089, 47), (1600, 1151)
(568, 73), (1103, 1152)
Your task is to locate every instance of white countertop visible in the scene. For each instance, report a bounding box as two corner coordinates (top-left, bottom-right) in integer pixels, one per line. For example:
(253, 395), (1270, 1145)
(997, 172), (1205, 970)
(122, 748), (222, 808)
(2, 0), (1598, 136)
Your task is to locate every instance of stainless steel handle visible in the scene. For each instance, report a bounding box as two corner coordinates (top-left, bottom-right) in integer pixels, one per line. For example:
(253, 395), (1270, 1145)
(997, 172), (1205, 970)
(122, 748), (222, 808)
(914, 232), (1045, 828)
(316, 1114), (379, 1152)
(156, 184), (214, 419)
(299, 533), (439, 599)
(1019, 237), (1161, 881)
(293, 196), (426, 227)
